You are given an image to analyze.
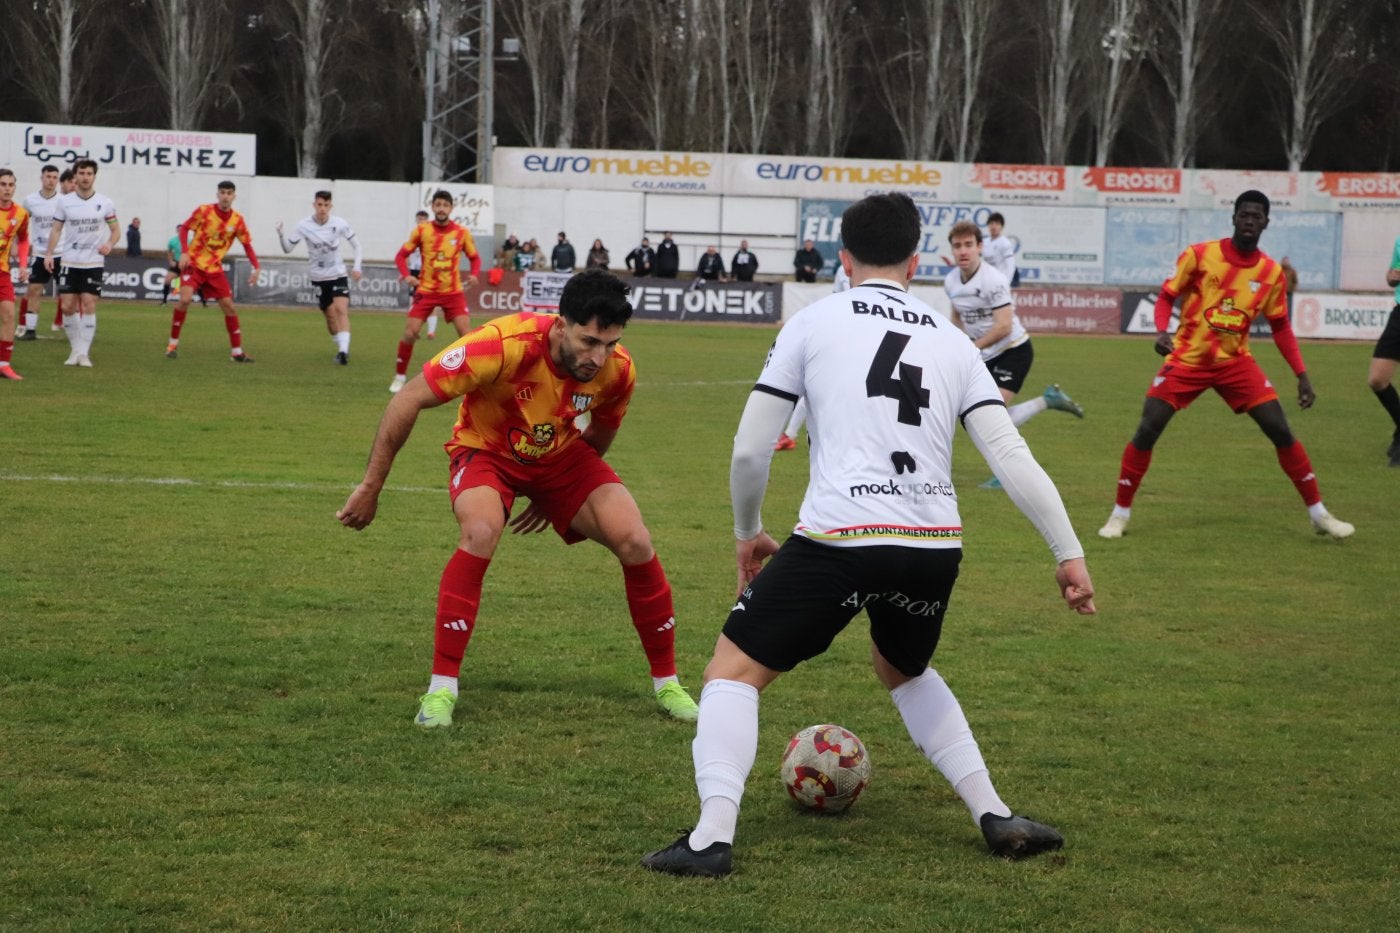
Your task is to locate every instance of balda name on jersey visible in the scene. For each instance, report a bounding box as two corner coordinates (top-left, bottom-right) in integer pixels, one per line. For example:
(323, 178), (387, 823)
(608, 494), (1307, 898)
(851, 298), (940, 328)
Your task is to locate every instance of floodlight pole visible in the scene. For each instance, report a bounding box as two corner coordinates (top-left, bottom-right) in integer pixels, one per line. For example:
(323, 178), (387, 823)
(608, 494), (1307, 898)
(420, 0), (493, 184)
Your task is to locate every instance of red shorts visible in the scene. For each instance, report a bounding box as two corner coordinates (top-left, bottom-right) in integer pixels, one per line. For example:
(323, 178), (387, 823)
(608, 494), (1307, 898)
(1146, 357), (1279, 413)
(409, 291), (468, 321)
(447, 443), (622, 544)
(0, 275), (14, 302)
(181, 267), (232, 301)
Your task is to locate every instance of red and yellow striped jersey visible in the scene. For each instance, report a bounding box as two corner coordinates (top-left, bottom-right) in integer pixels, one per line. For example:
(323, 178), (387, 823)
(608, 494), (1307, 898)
(401, 221), (478, 294)
(0, 203), (29, 267)
(422, 311), (635, 464)
(182, 204), (254, 274)
(1162, 238), (1287, 368)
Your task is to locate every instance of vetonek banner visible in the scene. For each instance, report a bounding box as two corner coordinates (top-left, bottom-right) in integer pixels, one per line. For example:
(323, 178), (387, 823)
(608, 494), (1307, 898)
(627, 279), (781, 323)
(1, 121), (256, 175)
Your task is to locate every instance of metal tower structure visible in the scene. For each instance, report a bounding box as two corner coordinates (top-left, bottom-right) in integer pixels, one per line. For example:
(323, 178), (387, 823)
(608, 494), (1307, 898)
(421, 0), (495, 184)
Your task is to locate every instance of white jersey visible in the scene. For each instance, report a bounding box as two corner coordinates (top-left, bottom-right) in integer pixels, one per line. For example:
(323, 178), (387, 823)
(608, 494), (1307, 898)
(23, 191), (62, 255)
(53, 191), (117, 268)
(284, 214), (363, 281)
(755, 279), (1003, 548)
(943, 261), (1027, 362)
(832, 264), (850, 292)
(984, 233), (1017, 282)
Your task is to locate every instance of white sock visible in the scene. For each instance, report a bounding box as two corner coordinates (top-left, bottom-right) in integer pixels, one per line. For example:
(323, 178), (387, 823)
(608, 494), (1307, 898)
(1009, 397), (1047, 427)
(653, 674), (678, 693)
(428, 674), (458, 697)
(1111, 505), (1131, 520)
(78, 313), (97, 355)
(336, 331), (351, 353)
(891, 668), (1009, 824)
(688, 679), (759, 849)
(63, 311), (80, 349)
(24, 312), (37, 331)
(1307, 502), (1328, 521)
(785, 398), (808, 437)
(427, 313), (439, 336)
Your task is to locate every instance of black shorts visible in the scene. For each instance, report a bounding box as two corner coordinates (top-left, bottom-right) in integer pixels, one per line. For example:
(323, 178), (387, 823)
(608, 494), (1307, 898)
(1374, 305), (1400, 361)
(986, 340), (1034, 394)
(315, 276), (351, 310)
(29, 257), (58, 285)
(58, 266), (103, 296)
(722, 535), (961, 677)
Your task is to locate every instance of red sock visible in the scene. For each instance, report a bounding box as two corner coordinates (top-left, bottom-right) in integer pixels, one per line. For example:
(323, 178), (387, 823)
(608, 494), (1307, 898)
(622, 554), (678, 678)
(54, 306), (63, 327)
(432, 549), (491, 677)
(224, 314), (243, 352)
(1114, 443), (1154, 508)
(170, 307), (188, 341)
(19, 298), (27, 316)
(1276, 440), (1320, 506)
(396, 340), (415, 376)
(0, 340), (13, 364)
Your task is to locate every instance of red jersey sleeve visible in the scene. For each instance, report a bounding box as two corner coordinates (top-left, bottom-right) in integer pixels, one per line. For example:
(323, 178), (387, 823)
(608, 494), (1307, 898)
(588, 351), (635, 430)
(421, 324), (506, 401)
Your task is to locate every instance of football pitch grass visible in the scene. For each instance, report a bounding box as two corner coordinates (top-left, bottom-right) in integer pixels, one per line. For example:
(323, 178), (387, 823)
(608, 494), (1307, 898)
(3, 302), (1396, 930)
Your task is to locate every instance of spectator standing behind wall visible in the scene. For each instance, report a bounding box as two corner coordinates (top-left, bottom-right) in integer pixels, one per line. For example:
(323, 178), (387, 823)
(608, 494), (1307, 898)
(126, 217), (141, 257)
(696, 246), (726, 281)
(626, 237), (655, 276)
(655, 232), (680, 278)
(793, 238), (822, 282)
(552, 232), (576, 272)
(731, 240), (758, 282)
(587, 239), (610, 269)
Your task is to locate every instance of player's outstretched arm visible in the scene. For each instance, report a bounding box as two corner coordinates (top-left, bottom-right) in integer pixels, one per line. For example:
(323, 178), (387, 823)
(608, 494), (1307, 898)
(963, 404), (1095, 614)
(338, 376), (447, 530)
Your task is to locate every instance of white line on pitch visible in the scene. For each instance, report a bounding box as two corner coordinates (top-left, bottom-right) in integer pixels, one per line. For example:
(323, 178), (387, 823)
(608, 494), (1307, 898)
(0, 474), (441, 494)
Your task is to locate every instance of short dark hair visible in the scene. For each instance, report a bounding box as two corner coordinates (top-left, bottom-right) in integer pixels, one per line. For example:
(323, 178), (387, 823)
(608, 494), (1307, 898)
(41, 165), (59, 175)
(59, 169), (74, 182)
(314, 190), (332, 201)
(841, 193), (920, 267)
(431, 190), (453, 205)
(988, 212), (1006, 225)
(1234, 189), (1270, 216)
(73, 159), (98, 173)
(0, 168), (14, 181)
(218, 180), (236, 191)
(948, 220), (982, 244)
(415, 210), (430, 219)
(559, 268), (633, 329)
(1237, 190), (1271, 215)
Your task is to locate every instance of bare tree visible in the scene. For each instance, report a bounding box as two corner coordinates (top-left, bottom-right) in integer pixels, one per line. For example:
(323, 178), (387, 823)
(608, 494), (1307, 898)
(1251, 0), (1372, 170)
(947, 0), (993, 163)
(1146, 0), (1225, 168)
(1086, 0), (1146, 166)
(728, 0), (784, 153)
(802, 0), (853, 156)
(1032, 0), (1089, 164)
(131, 0), (239, 130)
(266, 0), (360, 177)
(4, 0), (107, 122)
(863, 0), (948, 160)
(554, 0), (587, 147)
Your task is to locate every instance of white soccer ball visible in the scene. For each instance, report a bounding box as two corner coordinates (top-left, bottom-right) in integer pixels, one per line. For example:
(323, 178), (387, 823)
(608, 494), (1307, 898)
(780, 723), (871, 813)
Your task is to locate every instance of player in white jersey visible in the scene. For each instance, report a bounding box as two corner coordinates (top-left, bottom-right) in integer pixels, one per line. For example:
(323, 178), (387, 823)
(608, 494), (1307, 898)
(17, 165), (61, 339)
(984, 211), (1018, 285)
(643, 193), (1097, 879)
(944, 220), (1083, 487)
(277, 191), (363, 365)
(44, 160), (119, 368)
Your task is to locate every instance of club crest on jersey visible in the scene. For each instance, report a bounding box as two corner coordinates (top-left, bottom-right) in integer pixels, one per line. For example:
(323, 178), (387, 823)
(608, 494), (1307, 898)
(1203, 298), (1248, 334)
(507, 423), (556, 463)
(571, 392), (594, 412)
(440, 345), (466, 370)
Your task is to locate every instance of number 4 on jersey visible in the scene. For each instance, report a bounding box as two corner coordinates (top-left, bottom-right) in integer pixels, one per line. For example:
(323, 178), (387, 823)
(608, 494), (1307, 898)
(865, 331), (930, 426)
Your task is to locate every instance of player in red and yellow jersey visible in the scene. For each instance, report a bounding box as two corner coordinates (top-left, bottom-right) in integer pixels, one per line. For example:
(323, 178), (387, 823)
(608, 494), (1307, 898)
(0, 168), (32, 380)
(1099, 190), (1353, 540)
(338, 269), (699, 728)
(166, 180), (260, 362)
(389, 189), (482, 393)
